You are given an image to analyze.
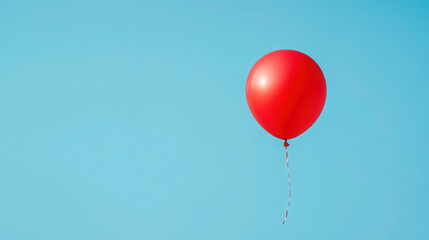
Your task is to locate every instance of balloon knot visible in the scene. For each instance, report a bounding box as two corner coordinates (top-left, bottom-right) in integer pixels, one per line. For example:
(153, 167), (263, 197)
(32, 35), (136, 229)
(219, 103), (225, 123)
(284, 140), (289, 148)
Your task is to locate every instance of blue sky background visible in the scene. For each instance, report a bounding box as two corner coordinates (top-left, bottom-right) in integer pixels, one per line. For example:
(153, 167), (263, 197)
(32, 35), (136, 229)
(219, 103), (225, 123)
(1, 0), (428, 239)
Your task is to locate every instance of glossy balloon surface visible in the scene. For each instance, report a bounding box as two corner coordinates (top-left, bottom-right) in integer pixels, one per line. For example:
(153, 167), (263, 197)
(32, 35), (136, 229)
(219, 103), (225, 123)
(246, 50), (327, 140)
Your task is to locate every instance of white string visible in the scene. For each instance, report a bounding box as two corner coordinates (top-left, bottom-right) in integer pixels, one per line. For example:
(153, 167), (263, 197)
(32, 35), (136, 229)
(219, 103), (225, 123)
(283, 147), (290, 224)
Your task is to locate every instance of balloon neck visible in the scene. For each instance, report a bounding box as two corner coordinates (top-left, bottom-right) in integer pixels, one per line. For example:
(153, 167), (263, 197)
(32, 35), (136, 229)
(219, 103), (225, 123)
(284, 140), (289, 148)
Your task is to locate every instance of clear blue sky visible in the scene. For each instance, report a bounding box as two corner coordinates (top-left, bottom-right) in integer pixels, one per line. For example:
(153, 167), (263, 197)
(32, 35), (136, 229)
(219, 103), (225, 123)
(1, 0), (428, 239)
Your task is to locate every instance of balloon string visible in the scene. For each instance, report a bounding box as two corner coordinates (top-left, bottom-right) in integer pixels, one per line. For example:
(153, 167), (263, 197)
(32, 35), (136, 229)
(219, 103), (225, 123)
(283, 146), (290, 224)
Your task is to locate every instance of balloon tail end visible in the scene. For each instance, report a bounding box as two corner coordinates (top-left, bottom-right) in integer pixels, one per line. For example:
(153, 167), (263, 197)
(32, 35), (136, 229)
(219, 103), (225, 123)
(284, 140), (289, 148)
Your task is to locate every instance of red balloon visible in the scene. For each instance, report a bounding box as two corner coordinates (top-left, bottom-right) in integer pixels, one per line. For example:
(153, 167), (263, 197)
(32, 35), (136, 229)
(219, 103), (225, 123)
(246, 50), (327, 140)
